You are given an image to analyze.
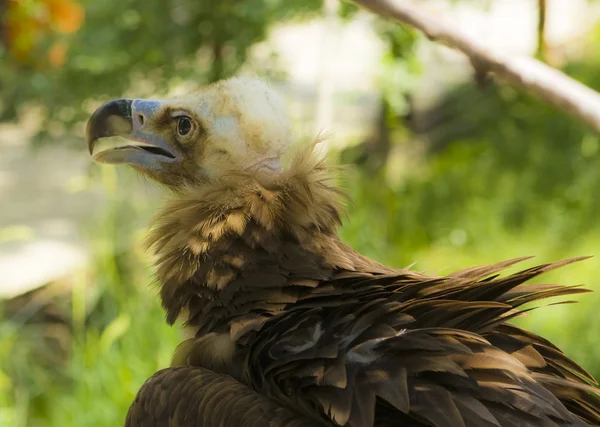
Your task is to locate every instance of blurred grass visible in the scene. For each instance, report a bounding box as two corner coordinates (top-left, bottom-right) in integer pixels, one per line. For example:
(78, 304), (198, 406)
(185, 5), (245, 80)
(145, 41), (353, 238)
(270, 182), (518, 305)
(0, 167), (181, 427)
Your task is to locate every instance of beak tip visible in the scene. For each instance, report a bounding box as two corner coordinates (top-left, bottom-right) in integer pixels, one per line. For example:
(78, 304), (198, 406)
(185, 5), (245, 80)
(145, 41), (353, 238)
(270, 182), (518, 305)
(86, 136), (93, 155)
(85, 98), (133, 157)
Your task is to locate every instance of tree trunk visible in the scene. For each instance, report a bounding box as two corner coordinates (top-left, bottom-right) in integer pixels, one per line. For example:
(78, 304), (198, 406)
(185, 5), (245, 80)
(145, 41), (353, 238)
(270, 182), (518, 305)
(537, 0), (547, 61)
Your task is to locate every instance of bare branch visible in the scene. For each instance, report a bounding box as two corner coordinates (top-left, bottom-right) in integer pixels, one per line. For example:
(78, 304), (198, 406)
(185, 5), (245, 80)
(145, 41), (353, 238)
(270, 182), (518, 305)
(352, 0), (600, 134)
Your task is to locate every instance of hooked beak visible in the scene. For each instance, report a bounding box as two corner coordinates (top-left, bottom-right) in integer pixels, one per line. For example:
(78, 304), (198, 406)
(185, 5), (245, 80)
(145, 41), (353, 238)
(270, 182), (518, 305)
(86, 98), (180, 169)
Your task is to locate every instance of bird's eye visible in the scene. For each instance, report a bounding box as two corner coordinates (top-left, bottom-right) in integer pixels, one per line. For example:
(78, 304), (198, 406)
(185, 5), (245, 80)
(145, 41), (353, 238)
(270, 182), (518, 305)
(177, 116), (193, 137)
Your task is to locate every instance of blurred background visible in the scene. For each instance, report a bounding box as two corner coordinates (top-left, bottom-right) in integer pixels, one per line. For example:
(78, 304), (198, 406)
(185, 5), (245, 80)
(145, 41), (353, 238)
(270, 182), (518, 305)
(2, 0), (600, 425)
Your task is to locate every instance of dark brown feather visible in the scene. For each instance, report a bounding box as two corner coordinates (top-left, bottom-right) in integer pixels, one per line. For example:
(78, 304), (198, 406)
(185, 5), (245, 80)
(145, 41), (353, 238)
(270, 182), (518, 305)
(125, 366), (327, 427)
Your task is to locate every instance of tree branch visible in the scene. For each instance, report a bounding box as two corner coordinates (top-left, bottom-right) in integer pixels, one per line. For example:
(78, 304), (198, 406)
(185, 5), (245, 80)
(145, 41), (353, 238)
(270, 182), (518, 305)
(352, 0), (600, 134)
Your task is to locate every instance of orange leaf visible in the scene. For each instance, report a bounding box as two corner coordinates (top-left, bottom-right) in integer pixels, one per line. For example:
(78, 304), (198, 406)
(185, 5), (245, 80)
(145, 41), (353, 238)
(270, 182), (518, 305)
(46, 0), (85, 34)
(48, 41), (68, 67)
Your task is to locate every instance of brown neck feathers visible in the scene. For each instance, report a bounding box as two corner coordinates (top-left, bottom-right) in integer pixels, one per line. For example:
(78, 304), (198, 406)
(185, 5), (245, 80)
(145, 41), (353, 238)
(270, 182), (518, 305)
(145, 145), (356, 336)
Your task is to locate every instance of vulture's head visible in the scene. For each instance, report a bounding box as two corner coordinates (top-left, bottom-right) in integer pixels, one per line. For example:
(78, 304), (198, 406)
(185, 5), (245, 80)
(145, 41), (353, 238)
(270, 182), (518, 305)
(86, 77), (292, 188)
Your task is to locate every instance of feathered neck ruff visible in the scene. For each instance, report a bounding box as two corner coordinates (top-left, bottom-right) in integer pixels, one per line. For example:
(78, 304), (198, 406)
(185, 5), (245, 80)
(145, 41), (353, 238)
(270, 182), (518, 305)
(145, 142), (356, 327)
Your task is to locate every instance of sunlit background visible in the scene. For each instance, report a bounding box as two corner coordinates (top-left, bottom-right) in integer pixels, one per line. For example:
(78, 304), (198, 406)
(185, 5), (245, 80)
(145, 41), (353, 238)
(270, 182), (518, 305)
(2, 0), (600, 425)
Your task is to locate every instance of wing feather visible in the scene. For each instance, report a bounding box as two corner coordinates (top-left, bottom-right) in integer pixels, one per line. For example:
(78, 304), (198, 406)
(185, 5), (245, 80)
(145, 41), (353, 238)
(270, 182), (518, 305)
(242, 258), (600, 427)
(125, 366), (326, 427)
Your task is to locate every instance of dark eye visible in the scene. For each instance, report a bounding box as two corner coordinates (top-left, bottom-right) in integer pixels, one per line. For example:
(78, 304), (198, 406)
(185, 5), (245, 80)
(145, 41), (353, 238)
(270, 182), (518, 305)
(177, 116), (192, 137)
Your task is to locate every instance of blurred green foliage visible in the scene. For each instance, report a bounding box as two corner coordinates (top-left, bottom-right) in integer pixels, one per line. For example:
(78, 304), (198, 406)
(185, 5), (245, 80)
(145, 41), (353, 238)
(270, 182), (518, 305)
(0, 0), (321, 139)
(340, 40), (600, 380)
(2, 1), (600, 426)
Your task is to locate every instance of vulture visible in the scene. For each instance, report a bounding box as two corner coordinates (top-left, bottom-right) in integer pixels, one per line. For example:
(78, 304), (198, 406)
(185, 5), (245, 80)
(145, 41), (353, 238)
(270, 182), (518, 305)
(85, 77), (600, 427)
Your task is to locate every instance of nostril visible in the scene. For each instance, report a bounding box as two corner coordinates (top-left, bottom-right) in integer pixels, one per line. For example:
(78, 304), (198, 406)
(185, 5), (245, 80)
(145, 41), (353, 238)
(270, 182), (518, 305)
(135, 113), (145, 126)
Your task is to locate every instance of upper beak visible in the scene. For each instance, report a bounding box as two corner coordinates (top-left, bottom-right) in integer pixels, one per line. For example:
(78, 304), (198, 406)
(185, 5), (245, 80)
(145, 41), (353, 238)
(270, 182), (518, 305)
(86, 98), (179, 168)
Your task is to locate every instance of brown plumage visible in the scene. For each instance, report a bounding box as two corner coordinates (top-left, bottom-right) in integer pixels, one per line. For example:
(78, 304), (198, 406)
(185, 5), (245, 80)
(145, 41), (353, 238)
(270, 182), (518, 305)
(86, 77), (600, 427)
